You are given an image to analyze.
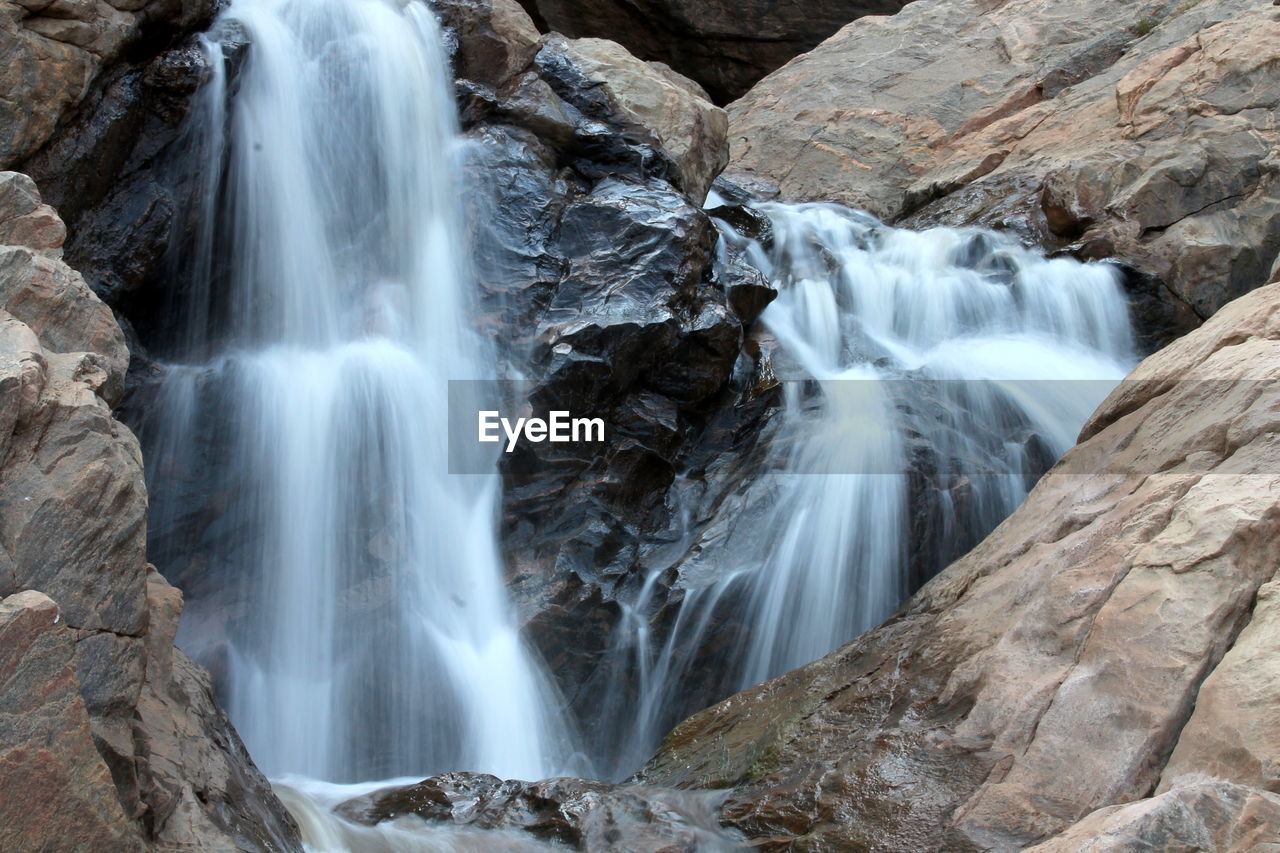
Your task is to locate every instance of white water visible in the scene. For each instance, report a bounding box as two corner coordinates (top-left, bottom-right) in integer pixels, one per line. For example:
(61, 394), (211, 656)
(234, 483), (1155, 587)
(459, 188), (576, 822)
(596, 200), (1137, 772)
(275, 778), (563, 853)
(727, 201), (1135, 685)
(151, 0), (569, 785)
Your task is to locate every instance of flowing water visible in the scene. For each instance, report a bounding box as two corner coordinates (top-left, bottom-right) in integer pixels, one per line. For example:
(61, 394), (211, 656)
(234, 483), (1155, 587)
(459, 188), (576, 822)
(145, 0), (570, 786)
(728, 201), (1135, 684)
(596, 199), (1137, 775)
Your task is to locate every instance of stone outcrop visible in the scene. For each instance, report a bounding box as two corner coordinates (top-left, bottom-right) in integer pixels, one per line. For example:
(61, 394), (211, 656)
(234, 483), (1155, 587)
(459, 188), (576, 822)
(0, 0), (215, 168)
(640, 276), (1280, 850)
(445, 8), (772, 768)
(435, 0), (730, 202)
(1025, 778), (1280, 853)
(3, 0), (225, 379)
(727, 0), (1280, 341)
(513, 0), (914, 103)
(0, 590), (145, 853)
(1156, 578), (1280, 796)
(333, 771), (742, 851)
(0, 171), (300, 850)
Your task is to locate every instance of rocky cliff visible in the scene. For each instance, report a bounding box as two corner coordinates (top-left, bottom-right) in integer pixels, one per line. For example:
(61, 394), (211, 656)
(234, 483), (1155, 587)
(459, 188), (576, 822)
(727, 0), (1280, 348)
(640, 267), (1280, 849)
(0, 172), (300, 850)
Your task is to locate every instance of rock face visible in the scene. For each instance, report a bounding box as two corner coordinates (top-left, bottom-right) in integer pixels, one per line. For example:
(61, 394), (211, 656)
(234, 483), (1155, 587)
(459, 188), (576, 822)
(640, 275), (1280, 850)
(0, 0), (215, 168)
(1025, 778), (1280, 853)
(727, 0), (1280, 340)
(334, 771), (742, 852)
(0, 171), (300, 851)
(513, 0), (914, 103)
(441, 0), (770, 768)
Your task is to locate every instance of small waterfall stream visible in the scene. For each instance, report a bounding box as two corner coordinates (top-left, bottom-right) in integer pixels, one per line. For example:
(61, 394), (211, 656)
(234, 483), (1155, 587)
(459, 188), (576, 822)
(728, 201), (1135, 684)
(145, 0), (570, 788)
(596, 199), (1137, 774)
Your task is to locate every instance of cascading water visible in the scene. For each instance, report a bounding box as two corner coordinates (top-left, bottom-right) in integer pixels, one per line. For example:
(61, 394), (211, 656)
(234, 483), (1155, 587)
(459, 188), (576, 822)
(145, 0), (570, 788)
(597, 199), (1137, 774)
(727, 201), (1136, 685)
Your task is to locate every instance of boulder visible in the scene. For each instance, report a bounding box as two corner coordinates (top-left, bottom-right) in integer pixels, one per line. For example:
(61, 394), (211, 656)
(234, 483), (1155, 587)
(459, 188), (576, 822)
(532, 34), (728, 201)
(334, 770), (742, 852)
(514, 0), (914, 103)
(0, 0), (216, 168)
(640, 277), (1280, 850)
(434, 0), (542, 91)
(0, 590), (145, 853)
(1026, 778), (1280, 853)
(727, 0), (1280, 331)
(0, 174), (301, 850)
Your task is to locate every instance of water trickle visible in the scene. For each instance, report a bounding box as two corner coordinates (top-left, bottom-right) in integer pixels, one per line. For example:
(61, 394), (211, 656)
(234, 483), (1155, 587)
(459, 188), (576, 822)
(144, 0), (569, 783)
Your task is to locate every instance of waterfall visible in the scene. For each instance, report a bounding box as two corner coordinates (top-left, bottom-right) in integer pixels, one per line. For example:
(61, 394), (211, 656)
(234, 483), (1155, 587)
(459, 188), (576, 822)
(144, 0), (569, 783)
(596, 198), (1137, 774)
(726, 201), (1136, 686)
(137, 0), (1138, 813)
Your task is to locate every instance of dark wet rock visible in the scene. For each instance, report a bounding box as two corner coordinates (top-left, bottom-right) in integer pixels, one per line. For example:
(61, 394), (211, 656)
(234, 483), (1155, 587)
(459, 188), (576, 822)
(513, 0), (916, 104)
(335, 771), (743, 852)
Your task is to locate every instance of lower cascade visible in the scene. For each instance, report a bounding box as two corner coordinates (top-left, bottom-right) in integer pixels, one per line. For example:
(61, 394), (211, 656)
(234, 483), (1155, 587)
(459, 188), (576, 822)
(140, 0), (1138, 844)
(723, 200), (1134, 685)
(592, 199), (1137, 777)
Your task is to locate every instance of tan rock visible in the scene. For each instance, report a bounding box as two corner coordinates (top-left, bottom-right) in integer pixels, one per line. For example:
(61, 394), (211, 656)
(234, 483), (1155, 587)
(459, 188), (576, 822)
(0, 0), (214, 168)
(539, 34), (728, 200)
(0, 174), (141, 633)
(642, 280), (1280, 850)
(1026, 778), (1280, 853)
(519, 0), (915, 103)
(0, 590), (146, 853)
(1155, 578), (1280, 795)
(727, 0), (1280, 320)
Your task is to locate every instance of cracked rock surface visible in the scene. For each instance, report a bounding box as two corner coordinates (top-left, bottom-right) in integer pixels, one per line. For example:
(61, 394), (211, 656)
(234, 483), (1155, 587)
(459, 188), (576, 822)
(640, 275), (1280, 851)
